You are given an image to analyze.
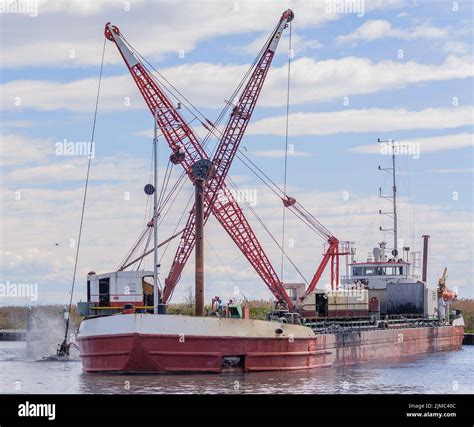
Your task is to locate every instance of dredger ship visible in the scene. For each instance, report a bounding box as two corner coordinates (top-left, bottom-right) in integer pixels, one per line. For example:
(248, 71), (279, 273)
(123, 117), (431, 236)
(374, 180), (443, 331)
(72, 10), (464, 373)
(76, 238), (464, 373)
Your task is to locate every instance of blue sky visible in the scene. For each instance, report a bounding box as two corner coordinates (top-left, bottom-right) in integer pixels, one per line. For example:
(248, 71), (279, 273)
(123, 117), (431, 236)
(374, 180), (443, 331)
(0, 0), (473, 306)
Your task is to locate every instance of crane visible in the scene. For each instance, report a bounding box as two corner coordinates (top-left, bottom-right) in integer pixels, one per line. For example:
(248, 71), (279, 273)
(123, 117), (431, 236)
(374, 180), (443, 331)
(438, 267), (457, 301)
(105, 10), (295, 308)
(282, 198), (349, 296)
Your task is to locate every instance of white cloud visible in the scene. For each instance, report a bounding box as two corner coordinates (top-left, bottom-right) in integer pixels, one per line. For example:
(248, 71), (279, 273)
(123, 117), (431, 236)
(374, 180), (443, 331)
(442, 40), (469, 55)
(2, 55), (472, 112)
(0, 0), (411, 69)
(235, 31), (322, 56)
(0, 0), (340, 69)
(248, 107), (473, 137)
(0, 133), (53, 166)
(2, 120), (33, 128)
(350, 133), (473, 155)
(5, 155), (146, 184)
(429, 168), (474, 174)
(337, 19), (448, 44)
(2, 174), (473, 303)
(253, 150), (312, 158)
(1, 135), (472, 304)
(36, 0), (125, 15)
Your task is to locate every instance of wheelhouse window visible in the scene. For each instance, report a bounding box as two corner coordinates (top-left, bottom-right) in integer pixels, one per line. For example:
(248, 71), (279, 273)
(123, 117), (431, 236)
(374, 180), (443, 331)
(287, 287), (297, 301)
(98, 278), (110, 306)
(353, 265), (405, 276)
(384, 266), (404, 275)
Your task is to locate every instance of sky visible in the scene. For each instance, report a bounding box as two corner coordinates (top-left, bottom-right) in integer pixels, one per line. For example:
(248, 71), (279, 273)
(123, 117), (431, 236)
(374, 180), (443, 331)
(0, 0), (473, 307)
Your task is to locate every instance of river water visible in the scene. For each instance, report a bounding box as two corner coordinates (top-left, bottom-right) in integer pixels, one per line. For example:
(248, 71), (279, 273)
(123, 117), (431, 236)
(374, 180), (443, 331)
(0, 341), (473, 394)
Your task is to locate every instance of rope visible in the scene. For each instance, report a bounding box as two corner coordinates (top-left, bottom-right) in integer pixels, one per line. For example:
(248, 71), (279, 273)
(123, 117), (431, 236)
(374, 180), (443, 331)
(136, 228), (153, 271)
(63, 37), (106, 345)
(115, 25), (278, 269)
(142, 139), (154, 228)
(124, 20), (278, 154)
(225, 177), (309, 285)
(117, 19), (332, 282)
(205, 237), (239, 288)
(280, 22), (292, 282)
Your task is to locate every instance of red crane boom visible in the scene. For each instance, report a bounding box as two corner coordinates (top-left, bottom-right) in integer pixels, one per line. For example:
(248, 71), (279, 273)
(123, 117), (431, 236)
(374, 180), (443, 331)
(105, 9), (294, 308)
(164, 9), (294, 304)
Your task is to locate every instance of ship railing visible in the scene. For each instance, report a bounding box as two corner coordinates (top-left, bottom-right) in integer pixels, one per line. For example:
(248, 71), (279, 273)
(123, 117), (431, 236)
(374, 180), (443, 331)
(304, 316), (374, 332)
(304, 313), (443, 333)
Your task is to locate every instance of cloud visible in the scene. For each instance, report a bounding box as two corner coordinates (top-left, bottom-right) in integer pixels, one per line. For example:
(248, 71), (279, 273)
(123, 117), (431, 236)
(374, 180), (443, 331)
(0, 0), (409, 70)
(429, 168), (474, 174)
(2, 55), (472, 112)
(1, 134), (473, 303)
(248, 107), (473, 137)
(235, 31), (322, 56)
(253, 150), (312, 158)
(2, 174), (473, 304)
(337, 19), (448, 44)
(5, 155), (147, 184)
(2, 120), (33, 128)
(0, 0), (340, 69)
(36, 0), (125, 15)
(442, 41), (469, 55)
(350, 133), (473, 155)
(0, 133), (53, 166)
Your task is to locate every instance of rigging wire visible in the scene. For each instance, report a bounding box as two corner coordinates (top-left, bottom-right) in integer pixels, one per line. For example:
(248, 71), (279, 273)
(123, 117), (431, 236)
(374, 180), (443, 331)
(123, 21), (277, 154)
(117, 226), (151, 270)
(280, 21), (292, 282)
(157, 159), (172, 211)
(62, 37), (106, 347)
(142, 138), (155, 228)
(117, 22), (330, 281)
(136, 228), (153, 271)
(115, 27), (284, 263)
(126, 25), (333, 242)
(205, 237), (239, 288)
(225, 177), (309, 285)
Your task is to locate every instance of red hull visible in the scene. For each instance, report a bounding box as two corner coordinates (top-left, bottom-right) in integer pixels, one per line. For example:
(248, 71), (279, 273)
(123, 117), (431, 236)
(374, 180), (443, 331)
(79, 333), (331, 372)
(78, 325), (464, 373)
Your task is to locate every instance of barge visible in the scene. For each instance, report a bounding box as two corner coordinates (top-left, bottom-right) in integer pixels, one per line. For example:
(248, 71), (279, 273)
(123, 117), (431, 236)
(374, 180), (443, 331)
(71, 10), (464, 373)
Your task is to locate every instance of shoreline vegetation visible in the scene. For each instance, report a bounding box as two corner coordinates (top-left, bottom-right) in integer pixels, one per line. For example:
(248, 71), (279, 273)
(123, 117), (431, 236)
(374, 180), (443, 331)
(0, 298), (473, 333)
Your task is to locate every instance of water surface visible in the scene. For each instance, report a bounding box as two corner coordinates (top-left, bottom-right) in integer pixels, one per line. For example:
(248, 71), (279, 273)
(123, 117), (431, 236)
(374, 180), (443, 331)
(1, 341), (473, 394)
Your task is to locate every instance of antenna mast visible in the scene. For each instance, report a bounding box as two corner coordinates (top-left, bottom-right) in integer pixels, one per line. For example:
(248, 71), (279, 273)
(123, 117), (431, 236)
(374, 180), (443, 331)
(153, 110), (159, 314)
(378, 139), (399, 257)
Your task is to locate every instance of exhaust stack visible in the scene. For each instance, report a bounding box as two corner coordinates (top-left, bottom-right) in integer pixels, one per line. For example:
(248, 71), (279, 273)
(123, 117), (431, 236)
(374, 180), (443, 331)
(422, 235), (430, 283)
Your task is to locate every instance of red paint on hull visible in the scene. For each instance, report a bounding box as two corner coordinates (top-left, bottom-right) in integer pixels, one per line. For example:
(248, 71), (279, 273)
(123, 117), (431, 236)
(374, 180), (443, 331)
(78, 326), (464, 373)
(79, 333), (331, 373)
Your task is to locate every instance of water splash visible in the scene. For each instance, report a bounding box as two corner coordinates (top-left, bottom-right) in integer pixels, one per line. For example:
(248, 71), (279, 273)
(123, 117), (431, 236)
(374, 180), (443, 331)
(25, 307), (79, 360)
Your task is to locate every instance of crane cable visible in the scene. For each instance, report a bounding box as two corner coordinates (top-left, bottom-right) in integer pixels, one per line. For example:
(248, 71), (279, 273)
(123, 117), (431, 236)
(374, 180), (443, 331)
(60, 37), (106, 355)
(140, 54), (333, 241)
(280, 22), (292, 282)
(116, 21), (328, 277)
(114, 24), (280, 266)
(123, 19), (278, 153)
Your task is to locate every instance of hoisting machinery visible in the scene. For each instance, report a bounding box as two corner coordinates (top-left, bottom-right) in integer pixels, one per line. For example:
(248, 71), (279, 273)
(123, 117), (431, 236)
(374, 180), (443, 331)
(105, 9), (349, 313)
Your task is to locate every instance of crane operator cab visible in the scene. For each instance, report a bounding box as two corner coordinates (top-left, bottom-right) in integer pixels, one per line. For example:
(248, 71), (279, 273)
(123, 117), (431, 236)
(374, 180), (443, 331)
(77, 271), (157, 317)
